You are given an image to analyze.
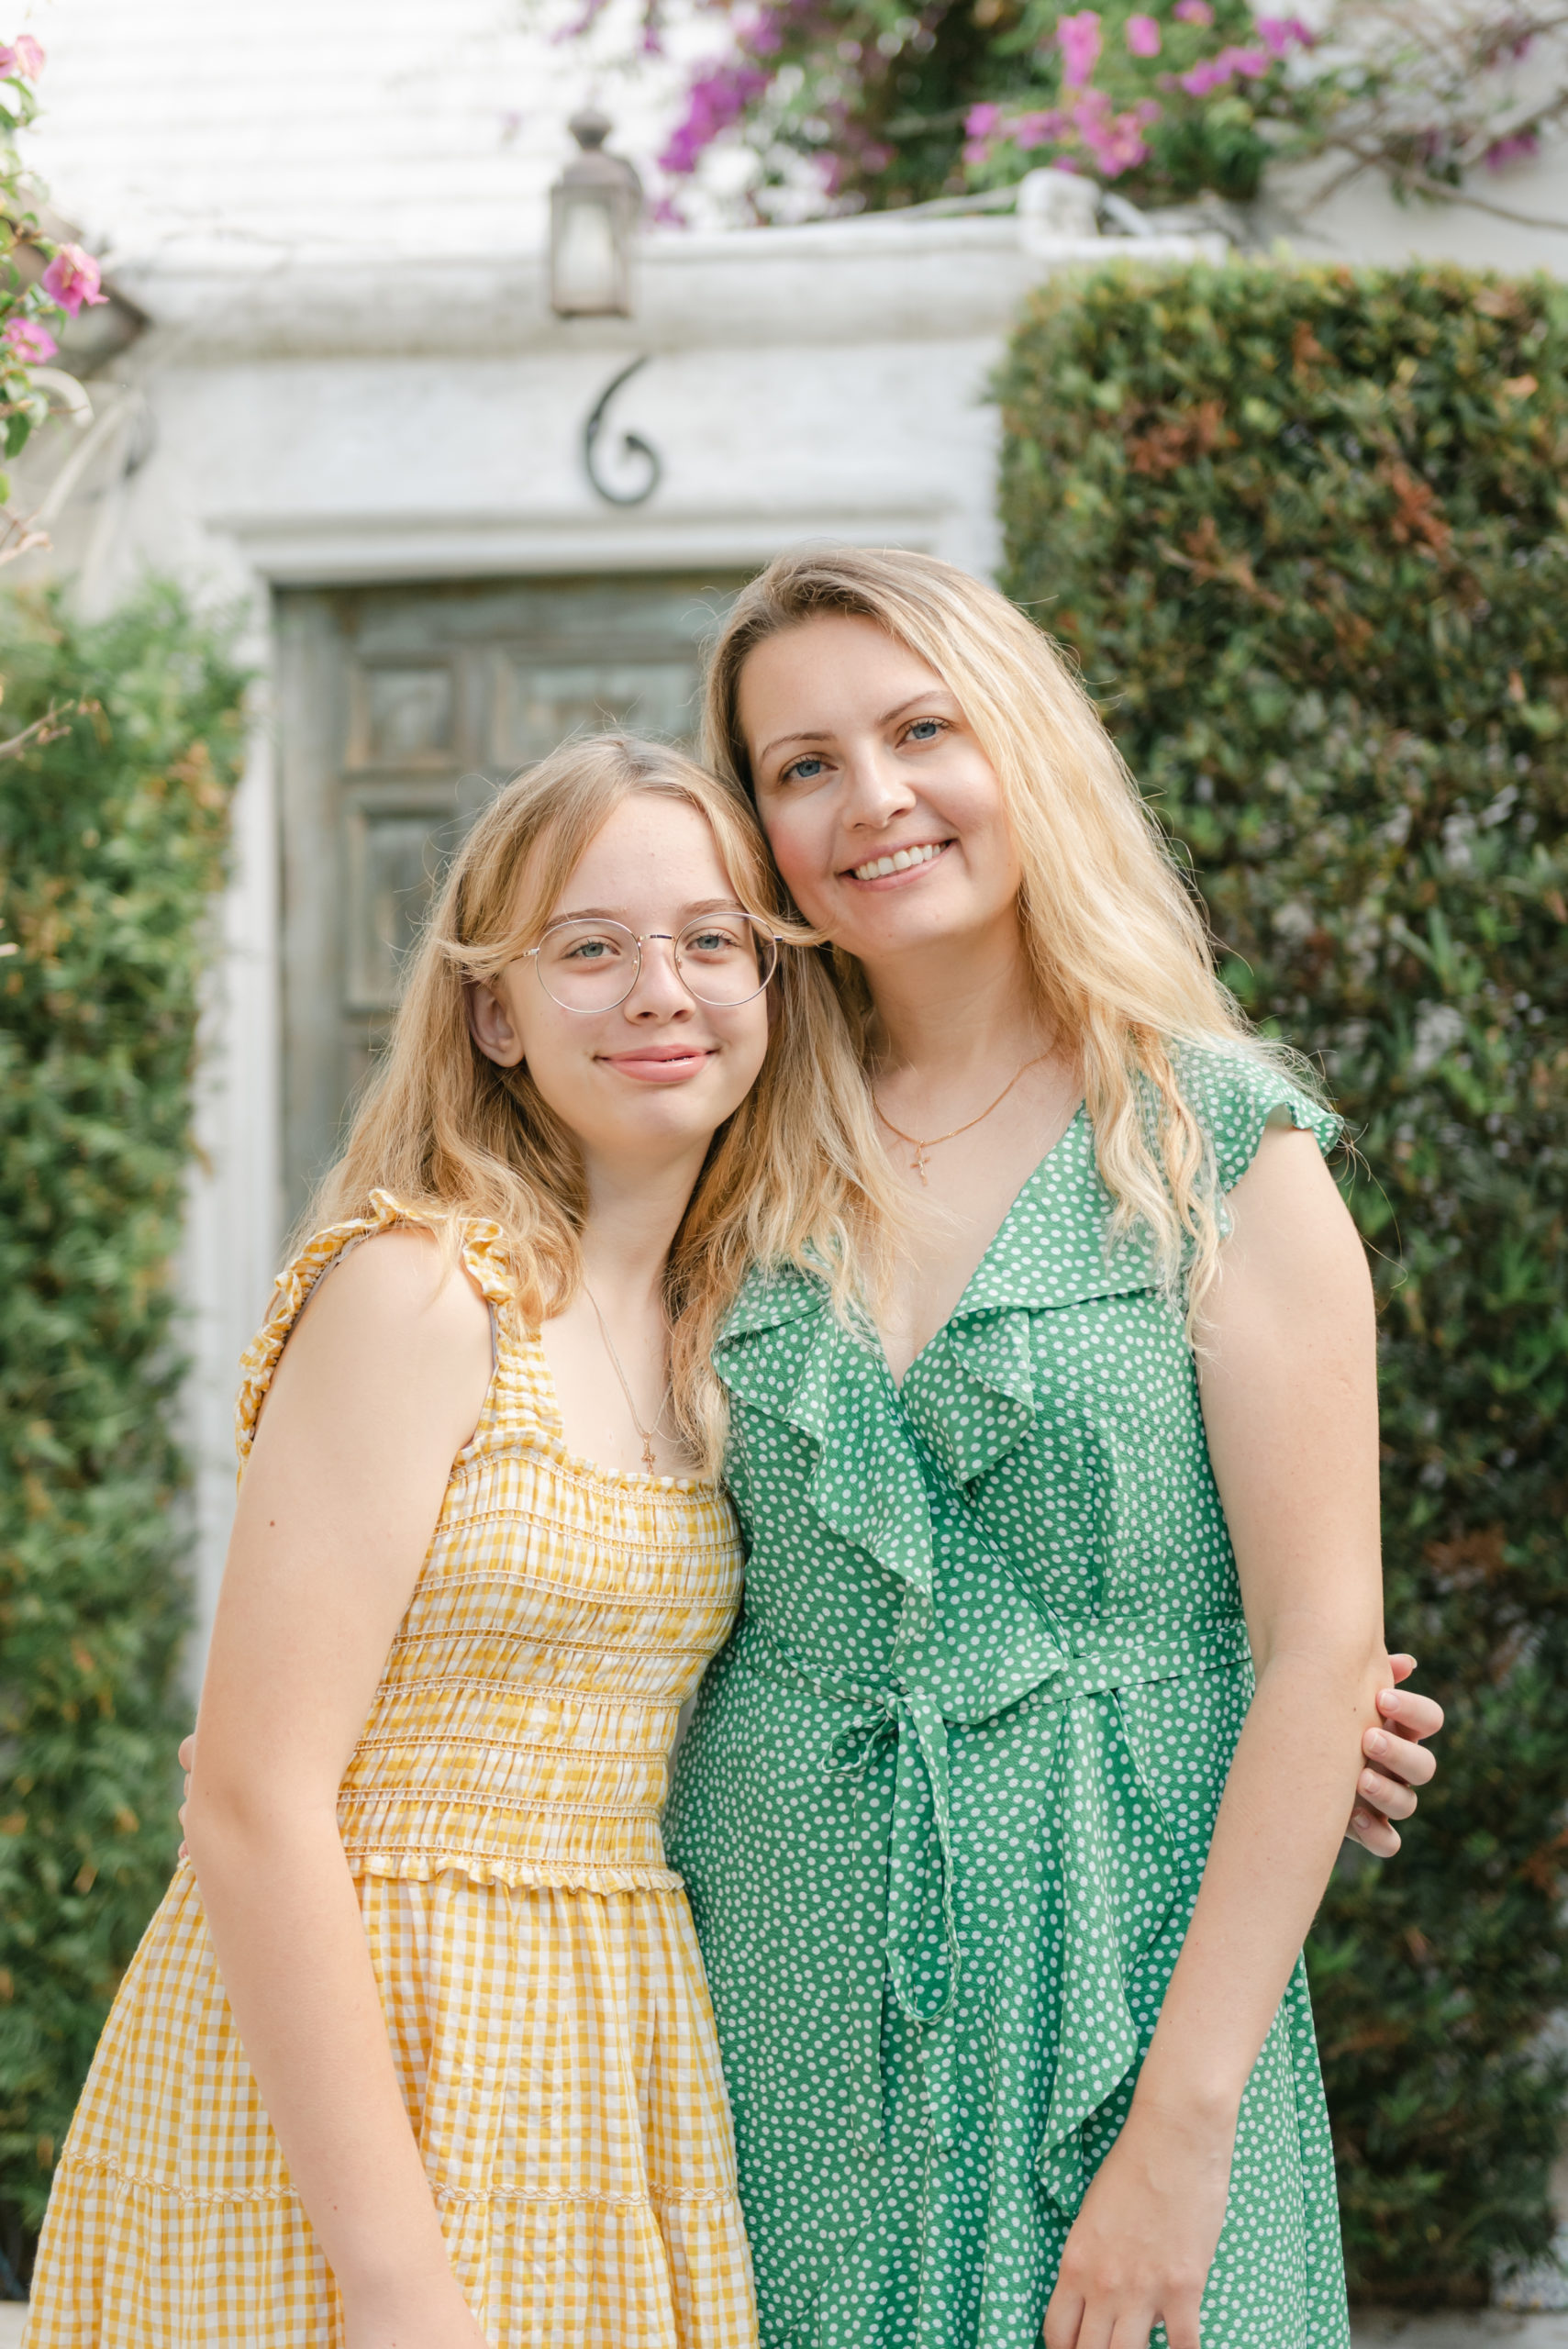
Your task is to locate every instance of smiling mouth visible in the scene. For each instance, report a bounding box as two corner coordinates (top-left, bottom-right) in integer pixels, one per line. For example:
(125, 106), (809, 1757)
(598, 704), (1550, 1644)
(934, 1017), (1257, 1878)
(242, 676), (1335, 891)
(595, 1045), (716, 1082)
(847, 841), (951, 883)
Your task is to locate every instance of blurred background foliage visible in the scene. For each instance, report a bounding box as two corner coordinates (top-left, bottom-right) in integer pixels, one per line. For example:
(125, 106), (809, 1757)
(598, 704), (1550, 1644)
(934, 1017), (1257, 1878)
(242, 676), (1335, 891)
(997, 257), (1568, 2302)
(650, 0), (1568, 229)
(0, 584), (244, 2287)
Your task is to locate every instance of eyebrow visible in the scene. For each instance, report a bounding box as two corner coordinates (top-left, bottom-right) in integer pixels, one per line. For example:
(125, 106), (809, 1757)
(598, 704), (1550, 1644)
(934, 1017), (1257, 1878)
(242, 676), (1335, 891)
(549, 896), (749, 925)
(758, 688), (956, 765)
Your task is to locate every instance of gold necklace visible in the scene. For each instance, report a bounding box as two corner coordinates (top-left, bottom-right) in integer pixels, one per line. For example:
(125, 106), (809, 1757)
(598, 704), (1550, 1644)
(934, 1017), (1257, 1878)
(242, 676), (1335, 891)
(583, 1285), (673, 1475)
(873, 1056), (1048, 1186)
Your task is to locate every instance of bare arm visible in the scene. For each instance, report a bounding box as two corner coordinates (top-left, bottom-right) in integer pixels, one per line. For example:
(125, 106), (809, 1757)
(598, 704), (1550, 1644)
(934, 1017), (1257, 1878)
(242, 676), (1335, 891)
(183, 1231), (494, 2349)
(1046, 1126), (1386, 2349)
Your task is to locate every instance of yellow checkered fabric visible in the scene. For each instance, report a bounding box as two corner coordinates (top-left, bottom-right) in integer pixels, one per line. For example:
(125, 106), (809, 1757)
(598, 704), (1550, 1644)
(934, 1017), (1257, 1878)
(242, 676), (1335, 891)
(26, 1197), (757, 2347)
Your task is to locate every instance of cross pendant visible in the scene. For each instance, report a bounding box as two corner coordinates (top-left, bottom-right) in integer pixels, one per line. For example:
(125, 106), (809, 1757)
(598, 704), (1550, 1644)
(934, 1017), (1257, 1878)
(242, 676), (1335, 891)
(911, 1147), (930, 1185)
(641, 1435), (658, 1473)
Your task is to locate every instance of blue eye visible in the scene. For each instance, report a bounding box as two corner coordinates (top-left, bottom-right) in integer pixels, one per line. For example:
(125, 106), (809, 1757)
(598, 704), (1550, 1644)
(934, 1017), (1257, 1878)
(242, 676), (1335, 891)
(782, 755), (827, 784)
(906, 718), (943, 742)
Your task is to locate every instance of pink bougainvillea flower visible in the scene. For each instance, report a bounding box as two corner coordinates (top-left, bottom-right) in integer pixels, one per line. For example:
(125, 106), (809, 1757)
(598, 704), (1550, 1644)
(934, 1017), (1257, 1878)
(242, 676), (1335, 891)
(1485, 129), (1540, 169)
(1057, 9), (1103, 89)
(1073, 86), (1154, 174)
(1173, 0), (1214, 20)
(0, 32), (44, 77)
(1255, 15), (1312, 56)
(962, 101), (1003, 162)
(1179, 43), (1269, 95)
(1126, 13), (1162, 56)
(659, 61), (770, 176)
(741, 7), (784, 55)
(1013, 106), (1068, 149)
(2, 315), (56, 362)
(40, 243), (106, 315)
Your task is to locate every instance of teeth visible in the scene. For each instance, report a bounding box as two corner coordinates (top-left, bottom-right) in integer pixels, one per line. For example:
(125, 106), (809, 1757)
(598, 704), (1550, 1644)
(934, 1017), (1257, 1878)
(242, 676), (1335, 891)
(851, 842), (944, 882)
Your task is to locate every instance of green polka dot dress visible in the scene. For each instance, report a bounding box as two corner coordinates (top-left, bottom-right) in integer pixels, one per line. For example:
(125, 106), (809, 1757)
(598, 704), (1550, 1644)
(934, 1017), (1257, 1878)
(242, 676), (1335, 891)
(665, 1045), (1352, 2349)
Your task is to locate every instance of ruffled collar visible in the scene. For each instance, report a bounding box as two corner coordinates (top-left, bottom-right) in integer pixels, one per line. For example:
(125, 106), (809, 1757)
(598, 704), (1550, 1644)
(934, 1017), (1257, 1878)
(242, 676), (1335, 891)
(717, 1117), (1161, 1508)
(716, 1267), (938, 1660)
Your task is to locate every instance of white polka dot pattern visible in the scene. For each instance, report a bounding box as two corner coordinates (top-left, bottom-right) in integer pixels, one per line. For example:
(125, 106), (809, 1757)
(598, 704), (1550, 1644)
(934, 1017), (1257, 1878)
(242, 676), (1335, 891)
(666, 1045), (1351, 2349)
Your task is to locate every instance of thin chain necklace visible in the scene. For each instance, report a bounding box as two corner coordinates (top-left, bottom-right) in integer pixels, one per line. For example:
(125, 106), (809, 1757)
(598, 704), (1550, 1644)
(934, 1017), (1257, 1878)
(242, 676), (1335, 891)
(582, 1284), (673, 1475)
(873, 1055), (1048, 1186)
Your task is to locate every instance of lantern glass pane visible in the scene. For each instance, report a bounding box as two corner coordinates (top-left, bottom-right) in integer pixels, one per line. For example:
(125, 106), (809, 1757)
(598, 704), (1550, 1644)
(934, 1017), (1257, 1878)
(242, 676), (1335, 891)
(552, 193), (623, 315)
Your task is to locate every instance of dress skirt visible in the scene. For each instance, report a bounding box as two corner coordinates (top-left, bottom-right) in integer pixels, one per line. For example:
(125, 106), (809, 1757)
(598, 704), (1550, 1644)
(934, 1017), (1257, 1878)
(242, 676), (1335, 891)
(25, 1858), (754, 2348)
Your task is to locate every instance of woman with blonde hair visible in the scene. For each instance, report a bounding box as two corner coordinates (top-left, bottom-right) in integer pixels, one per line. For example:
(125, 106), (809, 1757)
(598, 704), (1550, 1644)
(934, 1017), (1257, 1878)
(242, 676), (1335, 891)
(662, 547), (1443, 2349)
(24, 735), (903, 2349)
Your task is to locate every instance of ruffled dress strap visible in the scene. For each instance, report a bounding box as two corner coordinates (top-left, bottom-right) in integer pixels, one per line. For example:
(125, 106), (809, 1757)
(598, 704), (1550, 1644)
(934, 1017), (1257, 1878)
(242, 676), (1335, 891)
(1169, 1038), (1343, 1200)
(235, 1188), (519, 1467)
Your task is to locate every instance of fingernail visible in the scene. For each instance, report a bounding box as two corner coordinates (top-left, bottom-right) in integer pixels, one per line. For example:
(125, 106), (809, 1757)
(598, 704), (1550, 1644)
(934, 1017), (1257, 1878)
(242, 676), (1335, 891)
(1378, 1689), (1397, 1709)
(1367, 1730), (1388, 1755)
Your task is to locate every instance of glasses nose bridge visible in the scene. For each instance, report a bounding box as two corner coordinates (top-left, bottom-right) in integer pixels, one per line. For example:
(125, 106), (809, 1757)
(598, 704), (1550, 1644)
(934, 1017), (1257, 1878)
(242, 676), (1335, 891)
(625, 928), (689, 1008)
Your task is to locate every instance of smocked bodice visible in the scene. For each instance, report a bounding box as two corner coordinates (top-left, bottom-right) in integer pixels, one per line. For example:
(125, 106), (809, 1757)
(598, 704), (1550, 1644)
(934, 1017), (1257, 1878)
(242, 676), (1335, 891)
(235, 1193), (745, 1892)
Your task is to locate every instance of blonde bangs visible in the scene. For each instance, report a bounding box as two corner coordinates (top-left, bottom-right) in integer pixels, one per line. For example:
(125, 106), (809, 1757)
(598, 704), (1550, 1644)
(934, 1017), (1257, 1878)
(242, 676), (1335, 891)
(305, 733), (905, 1474)
(700, 546), (1315, 1319)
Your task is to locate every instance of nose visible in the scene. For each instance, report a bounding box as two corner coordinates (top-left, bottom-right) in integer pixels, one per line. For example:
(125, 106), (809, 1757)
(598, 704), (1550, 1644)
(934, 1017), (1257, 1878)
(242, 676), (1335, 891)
(622, 933), (693, 1020)
(840, 737), (917, 832)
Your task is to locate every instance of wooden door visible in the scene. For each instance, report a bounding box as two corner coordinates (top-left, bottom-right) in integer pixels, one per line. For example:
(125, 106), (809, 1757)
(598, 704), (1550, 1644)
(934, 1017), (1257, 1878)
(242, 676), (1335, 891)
(274, 573), (745, 1215)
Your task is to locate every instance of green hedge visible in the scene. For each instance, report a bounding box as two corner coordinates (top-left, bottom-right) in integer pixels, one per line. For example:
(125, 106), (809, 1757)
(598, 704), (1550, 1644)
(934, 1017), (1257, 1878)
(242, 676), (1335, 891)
(996, 260), (1568, 2304)
(0, 584), (246, 2284)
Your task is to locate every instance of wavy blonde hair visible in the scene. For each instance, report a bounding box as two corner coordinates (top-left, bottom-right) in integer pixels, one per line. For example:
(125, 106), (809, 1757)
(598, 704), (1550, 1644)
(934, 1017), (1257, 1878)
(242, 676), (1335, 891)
(306, 734), (904, 1471)
(700, 545), (1307, 1315)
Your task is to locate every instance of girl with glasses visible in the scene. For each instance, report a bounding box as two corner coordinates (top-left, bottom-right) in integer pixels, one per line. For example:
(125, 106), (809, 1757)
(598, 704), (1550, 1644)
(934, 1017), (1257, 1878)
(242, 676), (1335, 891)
(23, 737), (903, 2349)
(662, 547), (1443, 2349)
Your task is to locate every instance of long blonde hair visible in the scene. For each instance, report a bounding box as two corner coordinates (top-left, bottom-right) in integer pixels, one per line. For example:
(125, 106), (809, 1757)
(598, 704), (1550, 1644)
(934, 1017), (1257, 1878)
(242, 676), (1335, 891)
(307, 734), (903, 1471)
(700, 545), (1305, 1313)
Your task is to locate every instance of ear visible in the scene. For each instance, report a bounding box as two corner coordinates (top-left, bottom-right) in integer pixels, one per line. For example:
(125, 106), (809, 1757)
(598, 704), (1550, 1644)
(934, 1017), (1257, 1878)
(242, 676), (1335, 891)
(465, 976), (527, 1069)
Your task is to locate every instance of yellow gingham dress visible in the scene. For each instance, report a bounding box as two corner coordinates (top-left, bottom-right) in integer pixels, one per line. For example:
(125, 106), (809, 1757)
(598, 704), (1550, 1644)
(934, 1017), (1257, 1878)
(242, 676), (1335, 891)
(26, 1196), (758, 2348)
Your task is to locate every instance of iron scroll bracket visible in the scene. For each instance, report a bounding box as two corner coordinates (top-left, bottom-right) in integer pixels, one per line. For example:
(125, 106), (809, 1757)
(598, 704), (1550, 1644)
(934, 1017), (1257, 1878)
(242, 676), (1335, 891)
(583, 355), (662, 507)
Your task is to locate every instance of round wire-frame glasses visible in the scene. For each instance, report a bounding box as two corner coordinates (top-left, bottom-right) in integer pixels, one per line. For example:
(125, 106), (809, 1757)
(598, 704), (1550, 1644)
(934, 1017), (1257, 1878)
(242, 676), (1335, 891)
(521, 912), (781, 1012)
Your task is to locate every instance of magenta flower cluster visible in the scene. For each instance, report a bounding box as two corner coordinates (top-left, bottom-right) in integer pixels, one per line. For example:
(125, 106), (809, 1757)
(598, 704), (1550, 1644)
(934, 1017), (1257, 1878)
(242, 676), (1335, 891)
(1058, 10), (1103, 86)
(963, 5), (1313, 183)
(1178, 42), (1269, 95)
(1484, 129), (1540, 170)
(0, 35), (106, 395)
(39, 242), (106, 316)
(659, 60), (772, 177)
(0, 31), (42, 78)
(661, 0), (1321, 202)
(3, 315), (54, 362)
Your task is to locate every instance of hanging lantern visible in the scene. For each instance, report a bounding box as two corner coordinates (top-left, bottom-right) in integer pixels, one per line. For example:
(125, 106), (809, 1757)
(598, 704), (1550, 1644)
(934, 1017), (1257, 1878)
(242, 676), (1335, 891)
(549, 107), (642, 319)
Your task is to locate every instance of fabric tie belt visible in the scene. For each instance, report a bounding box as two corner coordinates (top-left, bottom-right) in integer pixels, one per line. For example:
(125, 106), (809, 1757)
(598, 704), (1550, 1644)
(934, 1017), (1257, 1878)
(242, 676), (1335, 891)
(730, 1609), (1252, 2054)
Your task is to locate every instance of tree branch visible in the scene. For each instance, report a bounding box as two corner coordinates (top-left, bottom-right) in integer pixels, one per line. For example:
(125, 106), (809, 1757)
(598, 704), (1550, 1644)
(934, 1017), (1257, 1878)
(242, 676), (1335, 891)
(0, 696), (93, 761)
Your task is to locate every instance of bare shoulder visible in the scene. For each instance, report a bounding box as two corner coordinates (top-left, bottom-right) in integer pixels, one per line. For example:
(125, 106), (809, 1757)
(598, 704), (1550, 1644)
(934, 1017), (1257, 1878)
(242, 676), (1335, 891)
(315, 1226), (491, 1337)
(1227, 1122), (1356, 1241)
(1216, 1122), (1370, 1314)
(268, 1225), (494, 1445)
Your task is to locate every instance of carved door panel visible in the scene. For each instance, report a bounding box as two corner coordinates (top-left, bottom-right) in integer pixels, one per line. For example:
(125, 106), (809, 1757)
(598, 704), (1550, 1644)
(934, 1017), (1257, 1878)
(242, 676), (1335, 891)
(275, 574), (743, 1215)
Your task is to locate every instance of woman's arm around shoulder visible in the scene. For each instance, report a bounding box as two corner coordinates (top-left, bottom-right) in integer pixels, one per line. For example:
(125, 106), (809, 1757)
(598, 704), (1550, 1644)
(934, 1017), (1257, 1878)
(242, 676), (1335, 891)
(184, 1228), (494, 2349)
